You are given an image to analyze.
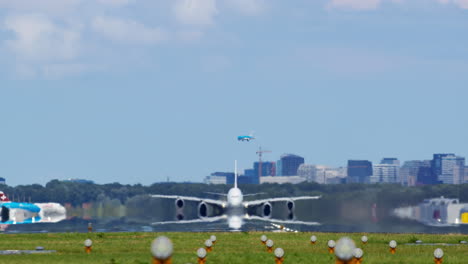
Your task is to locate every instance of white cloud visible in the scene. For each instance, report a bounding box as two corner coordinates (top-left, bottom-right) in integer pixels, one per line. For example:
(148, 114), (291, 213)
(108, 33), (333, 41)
(4, 14), (81, 61)
(328, 0), (382, 10)
(97, 0), (131, 6)
(173, 0), (218, 25)
(224, 0), (267, 15)
(437, 0), (468, 9)
(91, 16), (166, 45)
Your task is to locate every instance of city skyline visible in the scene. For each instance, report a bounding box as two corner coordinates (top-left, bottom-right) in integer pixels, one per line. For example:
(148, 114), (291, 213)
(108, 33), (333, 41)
(1, 1), (468, 186)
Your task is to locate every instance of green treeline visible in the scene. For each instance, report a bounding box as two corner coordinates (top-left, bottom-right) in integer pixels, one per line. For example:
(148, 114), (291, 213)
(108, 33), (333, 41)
(2, 180), (468, 209)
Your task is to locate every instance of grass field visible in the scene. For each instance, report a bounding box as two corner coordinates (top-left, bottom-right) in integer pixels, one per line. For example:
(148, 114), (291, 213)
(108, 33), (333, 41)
(0, 232), (467, 264)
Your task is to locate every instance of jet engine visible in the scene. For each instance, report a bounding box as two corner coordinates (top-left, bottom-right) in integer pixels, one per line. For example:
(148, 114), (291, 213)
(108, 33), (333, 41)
(198, 202), (223, 218)
(262, 202), (272, 218)
(175, 198), (185, 220)
(175, 198), (184, 209)
(286, 200), (295, 220)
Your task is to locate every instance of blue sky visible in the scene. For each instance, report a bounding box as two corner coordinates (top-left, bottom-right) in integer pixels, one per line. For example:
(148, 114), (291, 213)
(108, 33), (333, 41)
(1, 0), (468, 186)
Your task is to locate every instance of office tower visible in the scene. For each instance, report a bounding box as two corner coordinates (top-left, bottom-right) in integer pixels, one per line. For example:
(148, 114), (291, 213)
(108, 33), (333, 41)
(400, 160), (431, 186)
(439, 155), (465, 184)
(347, 160), (373, 184)
(432, 154), (465, 184)
(381, 158), (400, 166)
(254, 162), (276, 177)
(276, 160), (282, 176)
(465, 167), (468, 183)
(280, 154), (305, 176)
(371, 164), (399, 183)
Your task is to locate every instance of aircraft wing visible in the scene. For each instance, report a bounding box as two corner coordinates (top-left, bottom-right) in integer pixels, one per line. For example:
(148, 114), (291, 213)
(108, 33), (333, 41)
(204, 192), (227, 197)
(149, 194), (225, 207)
(151, 216), (225, 225)
(247, 215), (321, 226)
(244, 196), (321, 207)
(243, 192), (266, 197)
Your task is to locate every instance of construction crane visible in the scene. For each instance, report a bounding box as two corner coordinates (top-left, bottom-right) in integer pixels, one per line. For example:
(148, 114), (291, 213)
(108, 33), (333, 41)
(256, 146), (272, 181)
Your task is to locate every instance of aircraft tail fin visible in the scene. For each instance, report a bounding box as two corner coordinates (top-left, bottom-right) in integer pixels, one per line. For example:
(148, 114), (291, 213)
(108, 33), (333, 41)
(234, 160), (238, 189)
(0, 192), (10, 202)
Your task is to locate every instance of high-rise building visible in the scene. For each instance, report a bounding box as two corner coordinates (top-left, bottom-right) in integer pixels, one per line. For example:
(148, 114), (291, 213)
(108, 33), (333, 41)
(381, 158), (400, 166)
(243, 168), (259, 184)
(276, 160), (282, 176)
(371, 164), (399, 184)
(280, 154), (305, 176)
(400, 160), (431, 186)
(432, 154), (465, 184)
(465, 167), (468, 183)
(254, 162), (276, 177)
(439, 155), (465, 184)
(0, 177), (5, 185)
(347, 160), (373, 183)
(431, 154), (454, 184)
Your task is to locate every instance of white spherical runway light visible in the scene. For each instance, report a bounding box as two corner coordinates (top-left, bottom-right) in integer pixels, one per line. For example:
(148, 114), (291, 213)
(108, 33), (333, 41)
(361, 235), (368, 243)
(84, 239), (93, 247)
(274, 248), (284, 258)
(354, 248), (364, 258)
(389, 240), (397, 249)
(334, 237), (356, 261)
(84, 239), (93, 253)
(205, 239), (213, 248)
(210, 235), (217, 243)
(434, 248), (444, 259)
(310, 235), (317, 244)
(327, 240), (336, 253)
(151, 236), (173, 261)
(266, 239), (274, 248)
(197, 247), (207, 259)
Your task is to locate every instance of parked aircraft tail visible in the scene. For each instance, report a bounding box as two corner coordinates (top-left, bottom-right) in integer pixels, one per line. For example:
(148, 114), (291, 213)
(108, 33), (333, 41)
(0, 192), (10, 202)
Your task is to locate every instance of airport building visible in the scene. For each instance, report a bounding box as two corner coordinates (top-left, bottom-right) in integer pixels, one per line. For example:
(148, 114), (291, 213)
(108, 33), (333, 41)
(297, 164), (316, 182)
(205, 172), (233, 185)
(260, 176), (306, 184)
(299, 164), (347, 184)
(0, 177), (5, 185)
(347, 160), (373, 184)
(280, 154), (304, 176)
(204, 175), (226, 184)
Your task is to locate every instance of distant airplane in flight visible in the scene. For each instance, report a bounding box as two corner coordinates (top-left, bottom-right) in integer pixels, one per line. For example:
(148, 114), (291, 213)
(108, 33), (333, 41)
(0, 191), (66, 225)
(150, 161), (321, 229)
(237, 134), (255, 142)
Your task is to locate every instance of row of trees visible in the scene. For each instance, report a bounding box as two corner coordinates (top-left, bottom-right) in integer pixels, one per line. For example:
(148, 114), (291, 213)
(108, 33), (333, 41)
(2, 180), (468, 208)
